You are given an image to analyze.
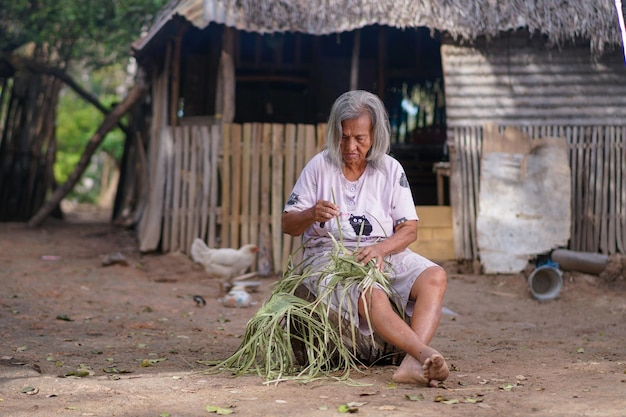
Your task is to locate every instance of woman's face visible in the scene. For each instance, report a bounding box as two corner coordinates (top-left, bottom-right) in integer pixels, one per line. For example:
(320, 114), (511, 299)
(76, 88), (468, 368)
(340, 113), (372, 166)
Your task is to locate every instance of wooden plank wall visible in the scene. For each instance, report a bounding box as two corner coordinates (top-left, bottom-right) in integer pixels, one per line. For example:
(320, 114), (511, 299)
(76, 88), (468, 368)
(161, 122), (325, 275)
(451, 125), (626, 259)
(161, 124), (221, 254)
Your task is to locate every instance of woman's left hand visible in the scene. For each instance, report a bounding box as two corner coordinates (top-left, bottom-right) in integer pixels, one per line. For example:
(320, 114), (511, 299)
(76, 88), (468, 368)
(354, 245), (386, 271)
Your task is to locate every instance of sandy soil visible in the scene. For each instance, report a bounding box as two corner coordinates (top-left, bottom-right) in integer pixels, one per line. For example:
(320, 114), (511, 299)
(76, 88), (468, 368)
(1, 212), (625, 417)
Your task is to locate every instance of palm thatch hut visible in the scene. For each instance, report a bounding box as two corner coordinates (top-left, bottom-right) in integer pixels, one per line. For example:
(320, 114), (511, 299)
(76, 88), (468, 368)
(126, 0), (626, 274)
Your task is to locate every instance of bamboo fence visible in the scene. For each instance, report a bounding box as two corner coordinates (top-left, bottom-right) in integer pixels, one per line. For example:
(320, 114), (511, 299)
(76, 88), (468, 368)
(158, 122), (624, 275)
(160, 122), (325, 275)
(452, 125), (626, 259)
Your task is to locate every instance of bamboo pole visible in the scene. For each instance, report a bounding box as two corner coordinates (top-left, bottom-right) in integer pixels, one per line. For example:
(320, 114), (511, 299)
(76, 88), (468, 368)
(304, 124), (316, 162)
(169, 128), (181, 251)
(240, 123), (253, 244)
(282, 124), (296, 269)
(258, 124), (273, 276)
(618, 127), (626, 252)
(573, 129), (585, 250)
(471, 126), (482, 258)
(316, 123), (326, 152)
(221, 124), (232, 248)
(249, 123), (262, 247)
(186, 127), (198, 253)
(208, 124), (220, 248)
(608, 126), (617, 253)
(199, 126), (210, 242)
(180, 126), (191, 252)
(291, 125), (308, 255)
(589, 128), (600, 251)
(449, 128), (463, 258)
(162, 121), (174, 251)
(230, 124), (242, 248)
(271, 123), (285, 273)
(600, 129), (609, 253)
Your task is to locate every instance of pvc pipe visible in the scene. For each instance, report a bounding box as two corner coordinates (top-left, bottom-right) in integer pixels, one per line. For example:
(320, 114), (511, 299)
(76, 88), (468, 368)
(528, 266), (562, 301)
(551, 249), (609, 275)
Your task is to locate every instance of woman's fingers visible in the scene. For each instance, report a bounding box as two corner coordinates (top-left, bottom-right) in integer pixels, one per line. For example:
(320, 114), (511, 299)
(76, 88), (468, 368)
(316, 200), (339, 222)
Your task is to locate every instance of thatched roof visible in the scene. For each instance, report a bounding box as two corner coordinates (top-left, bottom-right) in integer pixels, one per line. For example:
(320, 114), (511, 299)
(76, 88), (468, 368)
(134, 0), (625, 56)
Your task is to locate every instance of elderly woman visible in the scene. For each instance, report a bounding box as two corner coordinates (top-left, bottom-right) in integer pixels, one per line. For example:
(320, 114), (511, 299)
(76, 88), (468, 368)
(282, 90), (449, 387)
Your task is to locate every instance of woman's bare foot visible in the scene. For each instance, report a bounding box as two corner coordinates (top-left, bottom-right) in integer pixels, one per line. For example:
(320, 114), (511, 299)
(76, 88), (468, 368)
(392, 354), (430, 386)
(422, 353), (449, 383)
(392, 352), (449, 387)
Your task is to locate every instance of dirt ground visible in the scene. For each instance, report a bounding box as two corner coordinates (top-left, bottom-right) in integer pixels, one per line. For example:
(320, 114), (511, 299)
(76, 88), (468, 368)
(1, 208), (626, 417)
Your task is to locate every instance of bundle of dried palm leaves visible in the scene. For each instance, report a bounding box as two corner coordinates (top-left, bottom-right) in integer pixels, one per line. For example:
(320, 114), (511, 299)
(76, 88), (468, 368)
(204, 233), (403, 384)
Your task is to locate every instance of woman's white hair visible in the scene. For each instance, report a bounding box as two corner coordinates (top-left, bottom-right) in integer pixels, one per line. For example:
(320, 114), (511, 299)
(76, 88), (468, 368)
(324, 90), (391, 170)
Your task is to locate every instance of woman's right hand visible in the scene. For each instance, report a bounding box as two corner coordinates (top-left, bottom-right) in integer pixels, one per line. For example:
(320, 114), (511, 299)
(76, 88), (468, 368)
(314, 200), (340, 224)
(282, 199), (340, 236)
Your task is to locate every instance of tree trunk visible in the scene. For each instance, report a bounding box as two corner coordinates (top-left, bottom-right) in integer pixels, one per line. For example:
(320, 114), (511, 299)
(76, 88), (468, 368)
(27, 80), (147, 227)
(0, 70), (61, 221)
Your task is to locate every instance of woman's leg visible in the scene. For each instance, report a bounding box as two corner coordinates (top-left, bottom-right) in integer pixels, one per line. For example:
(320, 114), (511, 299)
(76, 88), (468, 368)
(358, 265), (448, 386)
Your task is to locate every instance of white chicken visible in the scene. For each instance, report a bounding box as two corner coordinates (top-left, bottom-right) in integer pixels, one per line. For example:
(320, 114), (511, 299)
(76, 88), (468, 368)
(190, 238), (259, 291)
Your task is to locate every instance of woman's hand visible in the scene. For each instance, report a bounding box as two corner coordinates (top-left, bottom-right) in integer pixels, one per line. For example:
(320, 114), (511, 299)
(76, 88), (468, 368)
(314, 200), (339, 224)
(353, 221), (418, 271)
(282, 199), (339, 236)
(354, 245), (386, 271)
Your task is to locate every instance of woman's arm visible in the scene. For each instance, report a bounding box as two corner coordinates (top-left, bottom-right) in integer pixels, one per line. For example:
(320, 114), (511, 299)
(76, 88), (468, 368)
(281, 208), (315, 237)
(354, 220), (418, 270)
(282, 200), (340, 237)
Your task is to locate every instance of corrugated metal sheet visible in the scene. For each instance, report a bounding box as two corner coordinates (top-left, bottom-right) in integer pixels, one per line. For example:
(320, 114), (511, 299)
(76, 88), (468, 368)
(132, 0), (206, 51)
(441, 37), (626, 127)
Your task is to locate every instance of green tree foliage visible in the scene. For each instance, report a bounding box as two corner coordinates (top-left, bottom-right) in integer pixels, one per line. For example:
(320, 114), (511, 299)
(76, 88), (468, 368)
(1, 0), (167, 205)
(56, 67), (127, 203)
(1, 0), (167, 65)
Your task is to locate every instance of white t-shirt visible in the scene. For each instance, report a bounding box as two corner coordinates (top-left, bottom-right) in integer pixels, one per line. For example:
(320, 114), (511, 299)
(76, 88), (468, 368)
(284, 151), (418, 248)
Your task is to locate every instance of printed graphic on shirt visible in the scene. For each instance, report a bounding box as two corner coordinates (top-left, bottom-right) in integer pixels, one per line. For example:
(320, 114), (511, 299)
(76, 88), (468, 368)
(349, 214), (373, 236)
(286, 192), (299, 206)
(399, 173), (409, 188)
(394, 217), (408, 227)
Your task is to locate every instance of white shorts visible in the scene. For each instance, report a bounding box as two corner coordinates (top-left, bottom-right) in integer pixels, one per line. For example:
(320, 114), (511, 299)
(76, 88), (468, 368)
(300, 247), (439, 336)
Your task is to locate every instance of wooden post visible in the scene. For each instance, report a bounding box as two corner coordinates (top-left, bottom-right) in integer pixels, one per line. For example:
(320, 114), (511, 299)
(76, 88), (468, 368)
(170, 31), (183, 126)
(350, 29), (361, 91)
(377, 27), (386, 99)
(216, 27), (236, 123)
